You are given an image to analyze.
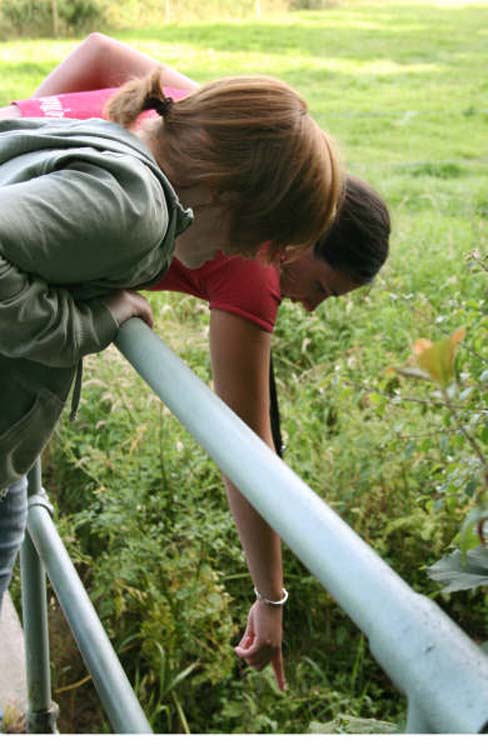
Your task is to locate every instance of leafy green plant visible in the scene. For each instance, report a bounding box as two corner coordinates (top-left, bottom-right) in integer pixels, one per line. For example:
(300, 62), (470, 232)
(1, 0), (106, 36)
(427, 547), (488, 594)
(390, 317), (488, 592)
(133, 642), (198, 732)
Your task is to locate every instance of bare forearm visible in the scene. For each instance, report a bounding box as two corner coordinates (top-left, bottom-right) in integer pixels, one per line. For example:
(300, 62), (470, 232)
(34, 33), (118, 95)
(34, 33), (199, 96)
(224, 478), (283, 600)
(209, 311), (286, 681)
(209, 312), (284, 595)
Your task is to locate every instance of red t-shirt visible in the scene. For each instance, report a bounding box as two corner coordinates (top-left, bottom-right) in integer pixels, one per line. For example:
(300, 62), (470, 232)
(14, 88), (282, 331)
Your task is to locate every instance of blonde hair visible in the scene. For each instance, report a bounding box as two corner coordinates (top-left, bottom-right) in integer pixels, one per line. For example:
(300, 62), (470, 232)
(105, 69), (343, 262)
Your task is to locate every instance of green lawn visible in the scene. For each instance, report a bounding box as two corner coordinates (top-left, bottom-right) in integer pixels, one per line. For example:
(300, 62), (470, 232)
(2, 0), (487, 734)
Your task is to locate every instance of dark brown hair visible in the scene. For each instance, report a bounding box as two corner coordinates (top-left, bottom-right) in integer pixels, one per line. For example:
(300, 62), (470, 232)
(315, 175), (390, 283)
(105, 69), (343, 263)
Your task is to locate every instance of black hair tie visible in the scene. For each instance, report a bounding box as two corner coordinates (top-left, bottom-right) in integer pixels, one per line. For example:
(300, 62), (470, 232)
(143, 95), (174, 117)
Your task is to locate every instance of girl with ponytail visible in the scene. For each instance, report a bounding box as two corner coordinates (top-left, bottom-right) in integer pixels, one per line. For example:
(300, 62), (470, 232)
(0, 35), (347, 693)
(104, 67), (342, 268)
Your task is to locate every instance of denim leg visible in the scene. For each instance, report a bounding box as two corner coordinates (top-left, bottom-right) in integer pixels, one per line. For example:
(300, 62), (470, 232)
(0, 477), (28, 611)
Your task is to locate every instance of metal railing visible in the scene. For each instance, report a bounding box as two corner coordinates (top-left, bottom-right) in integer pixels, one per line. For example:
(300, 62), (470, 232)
(20, 460), (152, 733)
(20, 318), (488, 733)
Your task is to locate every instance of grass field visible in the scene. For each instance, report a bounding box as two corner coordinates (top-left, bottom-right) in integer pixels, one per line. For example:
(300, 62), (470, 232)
(2, 0), (487, 734)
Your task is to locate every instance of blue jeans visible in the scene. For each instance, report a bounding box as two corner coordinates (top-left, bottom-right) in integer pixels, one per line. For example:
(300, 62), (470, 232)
(0, 477), (28, 611)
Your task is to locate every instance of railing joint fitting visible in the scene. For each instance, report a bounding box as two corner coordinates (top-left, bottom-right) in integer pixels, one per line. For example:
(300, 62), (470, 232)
(28, 488), (54, 518)
(26, 701), (59, 734)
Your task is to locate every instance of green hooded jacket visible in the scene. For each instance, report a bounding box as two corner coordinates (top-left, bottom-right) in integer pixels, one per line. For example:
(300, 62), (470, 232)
(0, 117), (193, 489)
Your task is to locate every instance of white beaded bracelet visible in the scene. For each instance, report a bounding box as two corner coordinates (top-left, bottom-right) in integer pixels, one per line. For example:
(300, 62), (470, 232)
(254, 587), (289, 607)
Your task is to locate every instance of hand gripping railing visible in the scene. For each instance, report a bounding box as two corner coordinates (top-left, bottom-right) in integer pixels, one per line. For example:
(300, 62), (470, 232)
(20, 319), (488, 733)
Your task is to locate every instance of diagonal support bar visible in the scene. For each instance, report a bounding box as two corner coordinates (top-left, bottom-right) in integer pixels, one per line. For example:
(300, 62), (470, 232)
(25, 489), (152, 734)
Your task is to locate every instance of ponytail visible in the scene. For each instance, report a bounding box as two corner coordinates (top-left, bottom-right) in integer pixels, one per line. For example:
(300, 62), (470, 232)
(106, 71), (344, 260)
(104, 66), (172, 127)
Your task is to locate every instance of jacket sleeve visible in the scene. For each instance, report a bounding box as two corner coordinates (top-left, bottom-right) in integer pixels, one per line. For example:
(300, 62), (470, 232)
(0, 156), (169, 286)
(0, 156), (168, 367)
(0, 254), (118, 367)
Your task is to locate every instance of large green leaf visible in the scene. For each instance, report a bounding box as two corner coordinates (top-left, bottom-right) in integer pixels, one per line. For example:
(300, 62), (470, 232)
(412, 328), (466, 388)
(427, 546), (488, 592)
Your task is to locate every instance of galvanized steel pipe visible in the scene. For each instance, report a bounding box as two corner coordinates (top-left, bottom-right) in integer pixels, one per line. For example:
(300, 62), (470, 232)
(116, 319), (488, 734)
(20, 462), (58, 733)
(26, 495), (152, 734)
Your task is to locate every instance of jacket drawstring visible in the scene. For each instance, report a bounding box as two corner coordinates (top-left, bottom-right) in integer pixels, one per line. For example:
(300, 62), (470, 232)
(69, 359), (83, 422)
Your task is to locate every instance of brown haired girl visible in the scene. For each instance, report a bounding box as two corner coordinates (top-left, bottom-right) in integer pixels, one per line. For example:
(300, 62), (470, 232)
(0, 35), (379, 694)
(105, 70), (342, 269)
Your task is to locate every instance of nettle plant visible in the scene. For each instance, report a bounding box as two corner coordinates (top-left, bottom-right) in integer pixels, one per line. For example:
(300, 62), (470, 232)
(391, 313), (488, 593)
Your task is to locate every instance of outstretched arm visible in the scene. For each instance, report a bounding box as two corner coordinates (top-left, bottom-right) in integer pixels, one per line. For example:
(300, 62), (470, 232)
(209, 309), (286, 690)
(33, 32), (199, 96)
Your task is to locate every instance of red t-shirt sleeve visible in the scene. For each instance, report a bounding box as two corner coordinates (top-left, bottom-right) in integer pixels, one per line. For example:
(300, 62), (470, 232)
(205, 254), (281, 333)
(151, 253), (281, 333)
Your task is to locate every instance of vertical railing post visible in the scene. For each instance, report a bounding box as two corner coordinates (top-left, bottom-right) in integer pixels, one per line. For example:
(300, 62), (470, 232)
(20, 459), (59, 733)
